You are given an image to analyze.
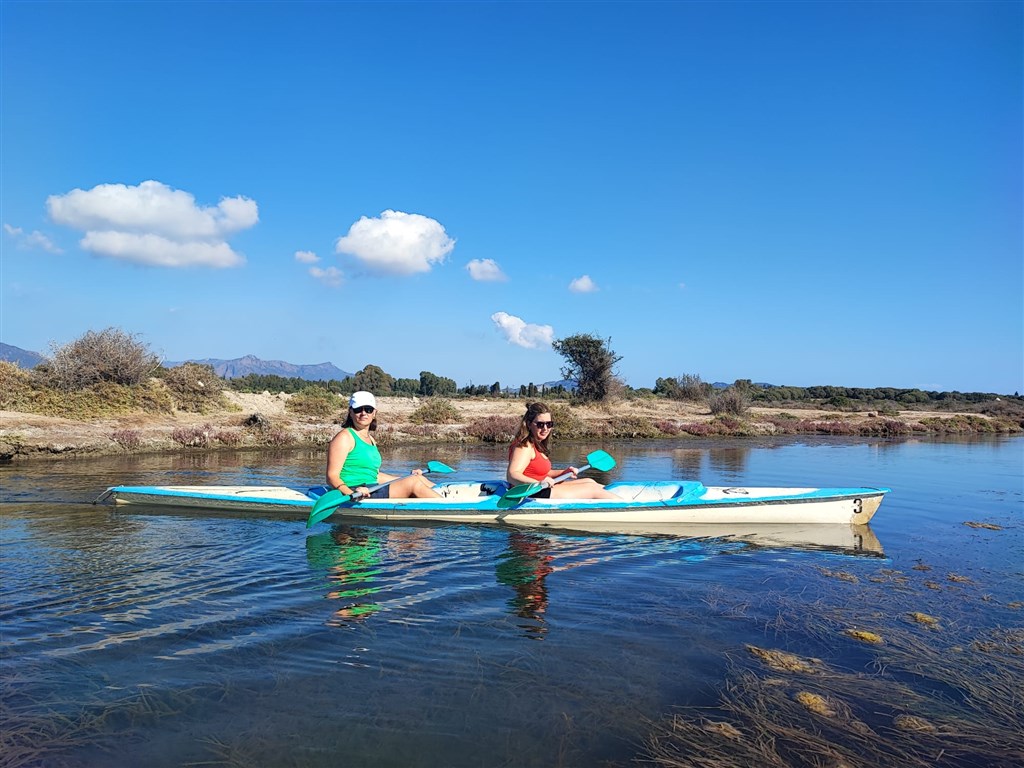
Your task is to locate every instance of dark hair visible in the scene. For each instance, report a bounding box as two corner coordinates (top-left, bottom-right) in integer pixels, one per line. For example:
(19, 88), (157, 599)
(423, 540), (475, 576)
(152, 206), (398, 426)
(342, 406), (378, 431)
(511, 401), (552, 453)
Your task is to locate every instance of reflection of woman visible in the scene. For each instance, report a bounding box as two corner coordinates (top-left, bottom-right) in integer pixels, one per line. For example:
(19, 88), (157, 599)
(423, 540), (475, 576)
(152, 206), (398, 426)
(326, 391), (441, 499)
(495, 531), (554, 638)
(507, 402), (619, 499)
(305, 525), (383, 623)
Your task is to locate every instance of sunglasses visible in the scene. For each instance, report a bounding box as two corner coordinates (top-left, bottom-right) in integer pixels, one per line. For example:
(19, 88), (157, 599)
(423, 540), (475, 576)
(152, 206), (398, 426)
(352, 406), (376, 415)
(532, 420), (554, 430)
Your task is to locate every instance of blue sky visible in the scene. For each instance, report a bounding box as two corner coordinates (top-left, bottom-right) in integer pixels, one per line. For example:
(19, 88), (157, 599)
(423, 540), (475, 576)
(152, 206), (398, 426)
(2, 1), (1021, 394)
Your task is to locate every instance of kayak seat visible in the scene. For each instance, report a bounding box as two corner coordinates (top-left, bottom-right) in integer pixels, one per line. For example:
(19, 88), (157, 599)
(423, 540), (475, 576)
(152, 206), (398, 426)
(605, 482), (704, 502)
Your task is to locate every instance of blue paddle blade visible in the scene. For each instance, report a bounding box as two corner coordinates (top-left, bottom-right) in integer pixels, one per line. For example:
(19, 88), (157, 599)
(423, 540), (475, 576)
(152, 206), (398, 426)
(426, 461), (455, 474)
(306, 489), (351, 528)
(586, 450), (616, 472)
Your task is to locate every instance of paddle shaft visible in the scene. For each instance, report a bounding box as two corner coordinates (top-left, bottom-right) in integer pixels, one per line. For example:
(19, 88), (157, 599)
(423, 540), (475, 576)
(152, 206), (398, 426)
(506, 461), (595, 500)
(549, 461), (594, 486)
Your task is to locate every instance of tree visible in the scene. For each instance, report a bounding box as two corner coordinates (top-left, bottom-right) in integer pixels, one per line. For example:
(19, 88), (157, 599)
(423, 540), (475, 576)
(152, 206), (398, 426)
(490, 381), (501, 396)
(419, 370), (456, 396)
(351, 364), (394, 394)
(393, 377), (420, 396)
(551, 333), (622, 403)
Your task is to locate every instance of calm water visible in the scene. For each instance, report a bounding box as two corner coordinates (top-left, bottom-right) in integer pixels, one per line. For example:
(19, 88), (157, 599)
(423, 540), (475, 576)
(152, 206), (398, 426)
(1, 437), (1021, 767)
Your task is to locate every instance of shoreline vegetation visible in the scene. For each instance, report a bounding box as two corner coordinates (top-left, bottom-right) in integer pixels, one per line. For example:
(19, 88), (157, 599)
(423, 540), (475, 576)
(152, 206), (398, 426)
(1, 328), (1021, 463)
(3, 389), (1022, 464)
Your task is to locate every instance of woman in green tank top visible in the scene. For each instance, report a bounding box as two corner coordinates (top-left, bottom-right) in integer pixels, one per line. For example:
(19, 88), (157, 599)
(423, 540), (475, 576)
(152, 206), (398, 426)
(325, 391), (442, 500)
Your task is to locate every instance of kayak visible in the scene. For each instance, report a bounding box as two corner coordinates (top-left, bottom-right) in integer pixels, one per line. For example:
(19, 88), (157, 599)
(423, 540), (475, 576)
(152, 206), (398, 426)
(97, 480), (888, 526)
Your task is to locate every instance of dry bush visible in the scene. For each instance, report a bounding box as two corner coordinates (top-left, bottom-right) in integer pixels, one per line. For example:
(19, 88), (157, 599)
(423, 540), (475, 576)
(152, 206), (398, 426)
(161, 363), (227, 413)
(680, 421), (724, 437)
(110, 429), (142, 451)
(409, 397), (460, 424)
(37, 328), (160, 391)
(214, 430), (244, 446)
(374, 425), (396, 449)
(171, 424), (213, 448)
(261, 429), (295, 446)
(654, 419), (683, 435)
(465, 415), (520, 443)
(285, 386), (343, 419)
(709, 387), (749, 416)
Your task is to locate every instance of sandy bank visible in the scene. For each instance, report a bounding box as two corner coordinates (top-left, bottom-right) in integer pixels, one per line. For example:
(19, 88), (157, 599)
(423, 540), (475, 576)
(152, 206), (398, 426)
(0, 392), (1015, 463)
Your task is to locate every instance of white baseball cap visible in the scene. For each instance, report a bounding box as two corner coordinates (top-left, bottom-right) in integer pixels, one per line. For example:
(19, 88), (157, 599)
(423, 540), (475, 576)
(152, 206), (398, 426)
(349, 391), (377, 409)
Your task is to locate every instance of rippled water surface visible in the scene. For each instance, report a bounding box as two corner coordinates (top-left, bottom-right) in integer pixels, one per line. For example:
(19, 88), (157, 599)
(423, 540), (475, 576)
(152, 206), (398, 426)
(1, 437), (1021, 767)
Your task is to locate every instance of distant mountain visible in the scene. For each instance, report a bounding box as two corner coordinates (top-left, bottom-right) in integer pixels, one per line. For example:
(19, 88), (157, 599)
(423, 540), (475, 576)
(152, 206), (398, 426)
(165, 354), (352, 381)
(543, 379), (577, 391)
(712, 381), (774, 389)
(0, 342), (44, 369)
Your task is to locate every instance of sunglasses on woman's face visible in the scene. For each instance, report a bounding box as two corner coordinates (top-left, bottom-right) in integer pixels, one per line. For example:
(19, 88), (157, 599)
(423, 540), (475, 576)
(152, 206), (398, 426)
(532, 420), (554, 430)
(352, 406), (376, 415)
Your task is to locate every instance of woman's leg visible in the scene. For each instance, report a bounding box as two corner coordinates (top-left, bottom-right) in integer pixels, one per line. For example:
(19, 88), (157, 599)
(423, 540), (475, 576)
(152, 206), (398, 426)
(548, 479), (620, 500)
(387, 475), (442, 499)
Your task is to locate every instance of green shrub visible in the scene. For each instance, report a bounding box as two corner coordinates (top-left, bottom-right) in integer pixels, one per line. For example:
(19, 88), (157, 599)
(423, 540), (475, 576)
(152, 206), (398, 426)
(286, 386), (343, 419)
(549, 404), (588, 439)
(0, 362), (33, 410)
(162, 363), (227, 413)
(606, 415), (661, 438)
(410, 398), (460, 424)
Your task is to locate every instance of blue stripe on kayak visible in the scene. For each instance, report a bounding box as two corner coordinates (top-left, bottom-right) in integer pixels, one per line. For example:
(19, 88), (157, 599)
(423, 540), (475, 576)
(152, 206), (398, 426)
(110, 486), (317, 506)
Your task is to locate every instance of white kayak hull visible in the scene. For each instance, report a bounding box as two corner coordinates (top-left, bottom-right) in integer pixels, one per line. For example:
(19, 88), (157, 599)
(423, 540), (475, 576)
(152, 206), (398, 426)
(99, 480), (888, 526)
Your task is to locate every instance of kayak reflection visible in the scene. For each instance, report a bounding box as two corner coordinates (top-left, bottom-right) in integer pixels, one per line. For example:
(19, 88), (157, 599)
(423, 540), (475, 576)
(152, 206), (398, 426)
(495, 531), (555, 639)
(305, 526), (384, 624)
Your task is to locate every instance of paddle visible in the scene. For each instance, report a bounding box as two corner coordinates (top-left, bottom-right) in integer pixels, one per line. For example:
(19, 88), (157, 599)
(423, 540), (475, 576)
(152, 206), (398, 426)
(498, 450), (616, 506)
(305, 460), (455, 528)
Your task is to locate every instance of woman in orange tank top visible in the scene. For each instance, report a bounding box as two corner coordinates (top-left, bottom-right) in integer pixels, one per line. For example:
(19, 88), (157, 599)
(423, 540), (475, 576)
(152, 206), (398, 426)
(506, 402), (620, 500)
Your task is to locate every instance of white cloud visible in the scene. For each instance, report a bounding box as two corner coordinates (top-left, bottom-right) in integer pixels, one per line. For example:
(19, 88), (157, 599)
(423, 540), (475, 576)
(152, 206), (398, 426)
(491, 311), (554, 349)
(45, 180), (257, 268)
(335, 210), (455, 275)
(310, 266), (344, 287)
(295, 250), (319, 264)
(569, 274), (598, 293)
(4, 223), (63, 253)
(466, 258), (507, 282)
(79, 231), (242, 267)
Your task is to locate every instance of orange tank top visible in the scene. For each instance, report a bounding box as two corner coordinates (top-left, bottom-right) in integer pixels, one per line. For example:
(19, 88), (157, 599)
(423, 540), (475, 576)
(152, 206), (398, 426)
(510, 443), (551, 482)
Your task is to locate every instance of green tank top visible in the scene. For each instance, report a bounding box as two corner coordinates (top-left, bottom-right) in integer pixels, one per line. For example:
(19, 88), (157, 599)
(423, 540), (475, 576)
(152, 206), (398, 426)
(339, 428), (382, 487)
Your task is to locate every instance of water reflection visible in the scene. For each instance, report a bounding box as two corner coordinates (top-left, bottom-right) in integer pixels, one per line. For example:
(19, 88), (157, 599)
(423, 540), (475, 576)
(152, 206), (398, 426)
(707, 446), (750, 478)
(495, 531), (554, 639)
(671, 448), (704, 478)
(305, 527), (384, 624)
